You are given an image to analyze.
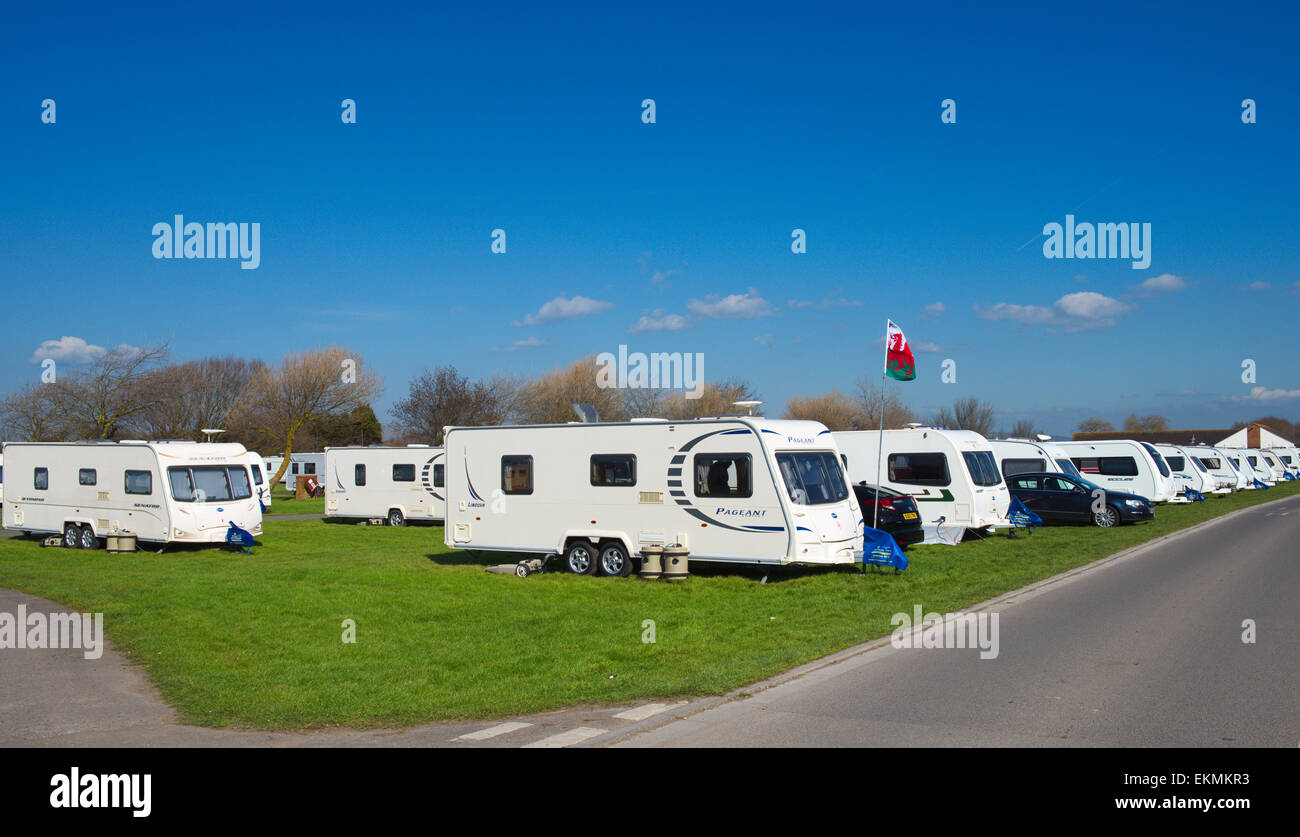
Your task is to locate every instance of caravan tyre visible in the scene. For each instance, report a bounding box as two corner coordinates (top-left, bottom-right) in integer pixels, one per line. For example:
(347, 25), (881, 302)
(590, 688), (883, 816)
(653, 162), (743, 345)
(563, 540), (597, 575)
(79, 526), (98, 550)
(597, 542), (634, 578)
(63, 523), (80, 549)
(1093, 505), (1119, 527)
(387, 509), (405, 527)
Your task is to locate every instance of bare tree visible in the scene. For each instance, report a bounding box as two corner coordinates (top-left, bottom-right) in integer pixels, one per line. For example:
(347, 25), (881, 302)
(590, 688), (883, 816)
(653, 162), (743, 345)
(853, 379), (916, 429)
(391, 366), (520, 443)
(933, 397), (996, 436)
(238, 347), (384, 487)
(1124, 413), (1168, 432)
(515, 356), (630, 424)
(0, 382), (69, 441)
(128, 356), (265, 440)
(782, 391), (862, 430)
(52, 343), (171, 439)
(1007, 418), (1037, 438)
(658, 378), (762, 420)
(1076, 417), (1115, 433)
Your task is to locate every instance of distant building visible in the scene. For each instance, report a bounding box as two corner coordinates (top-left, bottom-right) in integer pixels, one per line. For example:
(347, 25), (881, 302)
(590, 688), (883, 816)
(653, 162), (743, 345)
(1072, 422), (1294, 447)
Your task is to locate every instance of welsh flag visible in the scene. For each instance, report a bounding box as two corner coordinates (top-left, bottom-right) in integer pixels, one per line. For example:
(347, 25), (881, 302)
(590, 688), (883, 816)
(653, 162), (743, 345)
(885, 319), (915, 381)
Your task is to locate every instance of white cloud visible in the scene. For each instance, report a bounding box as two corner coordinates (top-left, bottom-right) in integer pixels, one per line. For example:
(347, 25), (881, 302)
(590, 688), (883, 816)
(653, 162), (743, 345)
(30, 336), (113, 364)
(919, 301), (945, 320)
(513, 337), (547, 347)
(787, 296), (861, 310)
(514, 295), (613, 326)
(1237, 386), (1300, 402)
(688, 288), (773, 319)
(1129, 273), (1186, 297)
(754, 333), (776, 347)
(651, 269), (678, 284)
(628, 310), (689, 333)
(1247, 281), (1273, 292)
(976, 291), (1134, 332)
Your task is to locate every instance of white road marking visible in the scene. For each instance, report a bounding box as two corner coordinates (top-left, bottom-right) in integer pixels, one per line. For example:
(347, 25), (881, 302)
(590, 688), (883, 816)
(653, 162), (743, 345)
(521, 726), (605, 748)
(454, 721), (533, 741)
(613, 701), (688, 722)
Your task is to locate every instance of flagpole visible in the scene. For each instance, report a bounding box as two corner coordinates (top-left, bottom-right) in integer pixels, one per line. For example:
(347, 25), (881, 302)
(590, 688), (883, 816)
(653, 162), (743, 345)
(874, 320), (887, 530)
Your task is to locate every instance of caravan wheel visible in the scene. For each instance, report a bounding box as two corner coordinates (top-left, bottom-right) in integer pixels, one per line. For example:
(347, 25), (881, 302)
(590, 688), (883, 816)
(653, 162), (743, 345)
(387, 509), (405, 527)
(63, 523), (80, 549)
(563, 540), (597, 575)
(79, 526), (98, 550)
(598, 542), (634, 578)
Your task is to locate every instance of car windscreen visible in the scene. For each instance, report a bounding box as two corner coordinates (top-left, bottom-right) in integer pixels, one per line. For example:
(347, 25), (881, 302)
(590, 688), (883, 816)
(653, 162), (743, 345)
(962, 451), (1003, 486)
(776, 451), (849, 505)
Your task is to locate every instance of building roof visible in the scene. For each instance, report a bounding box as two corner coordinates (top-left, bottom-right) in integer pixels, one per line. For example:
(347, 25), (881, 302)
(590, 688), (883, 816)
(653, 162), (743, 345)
(1072, 423), (1295, 446)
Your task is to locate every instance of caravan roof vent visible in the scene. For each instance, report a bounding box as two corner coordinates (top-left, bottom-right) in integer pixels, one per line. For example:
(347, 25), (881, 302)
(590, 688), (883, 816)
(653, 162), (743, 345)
(630, 417), (669, 422)
(1036, 434), (1053, 441)
(572, 403), (600, 423)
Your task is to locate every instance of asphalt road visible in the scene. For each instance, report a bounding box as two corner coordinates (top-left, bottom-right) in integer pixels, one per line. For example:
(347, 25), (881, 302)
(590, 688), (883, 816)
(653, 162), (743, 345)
(615, 493), (1300, 747)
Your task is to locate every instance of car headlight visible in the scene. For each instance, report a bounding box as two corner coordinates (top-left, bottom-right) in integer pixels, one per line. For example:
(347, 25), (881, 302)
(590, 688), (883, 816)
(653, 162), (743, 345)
(1124, 499), (1143, 507)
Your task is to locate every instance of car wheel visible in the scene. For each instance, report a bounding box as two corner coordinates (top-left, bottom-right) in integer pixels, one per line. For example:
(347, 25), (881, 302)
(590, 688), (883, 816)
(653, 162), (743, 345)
(563, 540), (597, 575)
(1093, 505), (1120, 527)
(597, 542), (634, 578)
(63, 523), (80, 549)
(387, 509), (405, 527)
(79, 526), (98, 550)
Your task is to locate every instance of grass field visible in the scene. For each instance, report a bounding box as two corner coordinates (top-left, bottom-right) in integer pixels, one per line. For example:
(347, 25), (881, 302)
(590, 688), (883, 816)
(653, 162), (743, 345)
(263, 492), (324, 516)
(1, 481), (1296, 729)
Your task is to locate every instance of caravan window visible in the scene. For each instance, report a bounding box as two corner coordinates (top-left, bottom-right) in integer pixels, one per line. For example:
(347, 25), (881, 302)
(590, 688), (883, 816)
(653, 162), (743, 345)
(355, 464), (366, 486)
(433, 464), (444, 488)
(250, 464), (264, 486)
(888, 453), (949, 486)
(305, 462), (316, 475)
(79, 468), (98, 486)
(1246, 456), (1258, 467)
(34, 468), (48, 490)
(124, 470), (152, 495)
(964, 452), (1002, 486)
(1190, 457), (1208, 473)
(1072, 456), (1139, 477)
(168, 466), (253, 502)
(694, 454), (753, 498)
(393, 464), (415, 482)
(1001, 458), (1045, 477)
(292, 463), (299, 474)
(1165, 456), (1186, 471)
(1141, 443), (1171, 477)
(776, 452), (849, 505)
(502, 456), (533, 494)
(591, 454), (636, 487)
(1198, 457), (1222, 470)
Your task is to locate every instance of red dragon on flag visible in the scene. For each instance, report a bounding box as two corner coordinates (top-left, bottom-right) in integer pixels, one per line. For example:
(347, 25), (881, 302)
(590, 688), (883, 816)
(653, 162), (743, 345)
(885, 319), (915, 381)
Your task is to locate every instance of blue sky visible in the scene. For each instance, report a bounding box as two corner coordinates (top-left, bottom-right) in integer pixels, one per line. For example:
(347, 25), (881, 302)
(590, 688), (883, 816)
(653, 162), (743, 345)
(2, 0), (1298, 437)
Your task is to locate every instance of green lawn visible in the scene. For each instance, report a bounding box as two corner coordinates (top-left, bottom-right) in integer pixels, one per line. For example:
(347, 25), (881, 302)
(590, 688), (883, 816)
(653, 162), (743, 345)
(264, 492), (324, 516)
(1, 482), (1295, 730)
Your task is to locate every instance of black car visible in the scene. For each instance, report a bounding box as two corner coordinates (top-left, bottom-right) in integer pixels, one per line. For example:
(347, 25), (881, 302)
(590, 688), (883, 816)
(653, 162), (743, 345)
(853, 482), (925, 546)
(1006, 472), (1154, 527)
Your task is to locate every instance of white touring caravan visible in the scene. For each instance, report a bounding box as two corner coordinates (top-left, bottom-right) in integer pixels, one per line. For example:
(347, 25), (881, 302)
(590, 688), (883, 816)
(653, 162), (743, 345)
(1154, 444), (1223, 495)
(275, 452), (325, 489)
(1251, 449), (1287, 482)
(325, 445), (446, 525)
(1057, 440), (1178, 503)
(443, 418), (864, 575)
(990, 438), (1085, 481)
(242, 450), (272, 508)
(1220, 448), (1266, 488)
(1269, 447), (1300, 478)
(833, 427), (1011, 543)
(1, 441), (264, 547)
(1183, 445), (1242, 492)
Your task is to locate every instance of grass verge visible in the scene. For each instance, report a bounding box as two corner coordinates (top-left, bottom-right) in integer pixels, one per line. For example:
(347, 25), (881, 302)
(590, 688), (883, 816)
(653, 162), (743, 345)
(0, 482), (1295, 729)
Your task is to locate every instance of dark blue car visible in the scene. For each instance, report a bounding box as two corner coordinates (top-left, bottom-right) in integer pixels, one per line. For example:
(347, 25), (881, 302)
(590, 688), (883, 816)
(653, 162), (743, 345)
(1006, 472), (1154, 527)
